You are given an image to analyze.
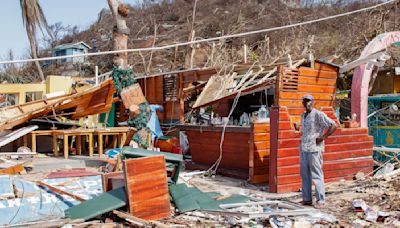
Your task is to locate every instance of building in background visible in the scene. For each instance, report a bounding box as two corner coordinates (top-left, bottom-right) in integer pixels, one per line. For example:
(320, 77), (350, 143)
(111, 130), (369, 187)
(51, 41), (91, 64)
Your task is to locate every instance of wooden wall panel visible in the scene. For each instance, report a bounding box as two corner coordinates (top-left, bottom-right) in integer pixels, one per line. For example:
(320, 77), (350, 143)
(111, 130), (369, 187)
(186, 130), (251, 174)
(269, 64), (374, 193)
(124, 156), (170, 220)
(250, 122), (270, 184)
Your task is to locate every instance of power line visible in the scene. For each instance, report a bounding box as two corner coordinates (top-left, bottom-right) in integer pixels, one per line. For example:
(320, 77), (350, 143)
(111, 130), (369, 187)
(0, 0), (396, 65)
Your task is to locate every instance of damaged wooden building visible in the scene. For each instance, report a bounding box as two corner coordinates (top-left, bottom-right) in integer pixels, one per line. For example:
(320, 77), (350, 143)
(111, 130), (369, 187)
(137, 59), (374, 193)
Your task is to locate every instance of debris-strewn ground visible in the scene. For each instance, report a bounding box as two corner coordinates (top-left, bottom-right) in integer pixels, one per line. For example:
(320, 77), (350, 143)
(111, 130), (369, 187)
(2, 155), (400, 227)
(158, 168), (400, 227)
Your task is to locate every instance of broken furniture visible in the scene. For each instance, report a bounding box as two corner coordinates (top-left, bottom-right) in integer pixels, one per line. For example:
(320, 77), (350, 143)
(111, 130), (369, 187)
(67, 156), (171, 221)
(29, 129), (55, 153)
(102, 171), (125, 192)
(53, 129), (95, 159)
(121, 146), (183, 184)
(94, 127), (129, 157)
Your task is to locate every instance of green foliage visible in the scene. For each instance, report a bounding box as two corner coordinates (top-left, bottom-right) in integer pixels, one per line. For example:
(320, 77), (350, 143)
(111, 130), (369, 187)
(132, 128), (151, 148)
(127, 103), (151, 129)
(111, 67), (136, 96)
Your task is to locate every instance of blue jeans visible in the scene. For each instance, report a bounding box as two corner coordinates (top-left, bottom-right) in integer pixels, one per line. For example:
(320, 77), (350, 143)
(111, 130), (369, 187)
(300, 151), (325, 203)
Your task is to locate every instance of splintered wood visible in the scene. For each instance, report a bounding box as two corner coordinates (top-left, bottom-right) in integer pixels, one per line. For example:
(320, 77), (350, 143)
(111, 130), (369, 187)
(0, 79), (116, 131)
(124, 156), (170, 220)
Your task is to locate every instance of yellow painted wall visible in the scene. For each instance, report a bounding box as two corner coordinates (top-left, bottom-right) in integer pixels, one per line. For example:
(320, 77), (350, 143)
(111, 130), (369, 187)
(0, 83), (46, 104)
(0, 76), (73, 104)
(46, 75), (73, 94)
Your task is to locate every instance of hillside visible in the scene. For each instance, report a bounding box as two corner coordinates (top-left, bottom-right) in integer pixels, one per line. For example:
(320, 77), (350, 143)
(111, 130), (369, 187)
(12, 0), (400, 87)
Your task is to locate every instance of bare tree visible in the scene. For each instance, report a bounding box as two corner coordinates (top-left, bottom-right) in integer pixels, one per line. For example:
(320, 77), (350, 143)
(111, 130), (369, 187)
(107, 0), (130, 69)
(41, 22), (73, 48)
(19, 0), (53, 81)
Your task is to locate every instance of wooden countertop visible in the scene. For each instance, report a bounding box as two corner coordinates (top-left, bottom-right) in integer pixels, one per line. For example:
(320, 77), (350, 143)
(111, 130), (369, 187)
(176, 124), (251, 133)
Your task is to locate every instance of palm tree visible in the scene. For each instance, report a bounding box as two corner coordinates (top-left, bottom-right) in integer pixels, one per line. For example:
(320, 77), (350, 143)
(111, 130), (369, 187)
(20, 0), (52, 81)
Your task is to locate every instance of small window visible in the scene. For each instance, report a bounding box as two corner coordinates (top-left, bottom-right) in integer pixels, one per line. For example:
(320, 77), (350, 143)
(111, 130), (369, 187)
(25, 91), (43, 103)
(0, 94), (18, 107)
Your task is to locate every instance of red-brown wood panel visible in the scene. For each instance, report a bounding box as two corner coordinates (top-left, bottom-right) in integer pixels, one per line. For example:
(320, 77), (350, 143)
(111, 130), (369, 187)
(253, 123), (270, 133)
(269, 63), (373, 193)
(299, 67), (338, 79)
(124, 156), (170, 220)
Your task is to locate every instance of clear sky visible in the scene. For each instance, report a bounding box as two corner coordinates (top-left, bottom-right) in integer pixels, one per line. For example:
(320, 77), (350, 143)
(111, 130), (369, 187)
(0, 0), (111, 59)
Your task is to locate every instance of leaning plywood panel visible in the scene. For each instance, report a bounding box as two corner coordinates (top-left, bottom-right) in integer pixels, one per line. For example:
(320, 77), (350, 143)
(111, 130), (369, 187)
(124, 156), (171, 220)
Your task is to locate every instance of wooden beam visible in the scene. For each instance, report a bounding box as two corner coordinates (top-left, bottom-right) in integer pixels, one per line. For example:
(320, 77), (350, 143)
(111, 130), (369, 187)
(37, 181), (85, 202)
(339, 51), (390, 73)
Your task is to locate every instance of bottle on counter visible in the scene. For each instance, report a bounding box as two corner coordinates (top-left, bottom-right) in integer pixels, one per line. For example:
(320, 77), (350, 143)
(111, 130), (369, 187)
(257, 105), (270, 123)
(240, 112), (250, 126)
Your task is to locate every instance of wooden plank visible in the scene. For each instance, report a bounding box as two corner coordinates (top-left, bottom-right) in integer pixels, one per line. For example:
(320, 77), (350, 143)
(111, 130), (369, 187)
(276, 183), (302, 193)
(279, 99), (334, 108)
(298, 67), (338, 79)
(277, 174), (301, 185)
(278, 138), (301, 149)
(102, 172), (125, 192)
(336, 128), (369, 135)
(254, 141), (269, 151)
(253, 123), (270, 133)
(323, 149), (372, 160)
(325, 141), (374, 152)
(278, 131), (301, 139)
(277, 156), (299, 166)
(190, 144), (249, 169)
(277, 148), (299, 157)
(37, 181), (85, 202)
(278, 112), (290, 121)
(278, 121), (293, 130)
(253, 133), (270, 142)
(0, 125), (38, 148)
(268, 106), (279, 193)
(314, 62), (339, 73)
(124, 156), (170, 220)
(296, 84), (336, 93)
(0, 160), (25, 174)
(325, 135), (374, 144)
(297, 76), (336, 86)
(279, 92), (334, 101)
(324, 166), (373, 179)
(277, 157), (373, 176)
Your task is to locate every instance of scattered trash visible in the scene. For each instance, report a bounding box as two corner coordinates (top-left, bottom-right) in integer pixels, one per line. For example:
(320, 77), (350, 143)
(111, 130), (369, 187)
(374, 163), (395, 178)
(352, 199), (368, 212)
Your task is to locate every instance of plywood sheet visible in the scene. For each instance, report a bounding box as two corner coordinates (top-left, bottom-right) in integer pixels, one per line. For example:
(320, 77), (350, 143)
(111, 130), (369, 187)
(124, 156), (170, 220)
